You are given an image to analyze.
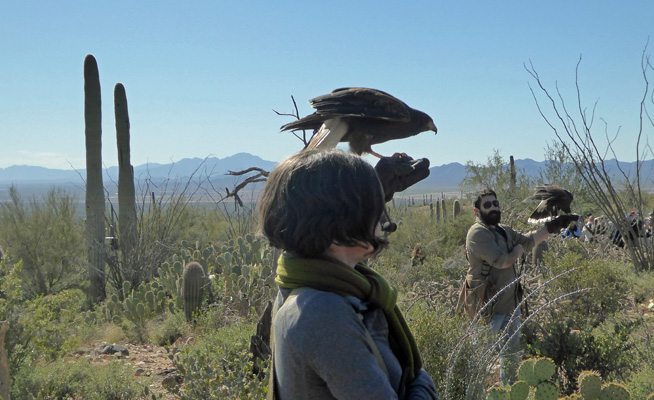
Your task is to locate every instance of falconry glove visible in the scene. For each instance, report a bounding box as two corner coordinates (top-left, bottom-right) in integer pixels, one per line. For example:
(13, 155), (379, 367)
(545, 214), (580, 234)
(375, 153), (430, 203)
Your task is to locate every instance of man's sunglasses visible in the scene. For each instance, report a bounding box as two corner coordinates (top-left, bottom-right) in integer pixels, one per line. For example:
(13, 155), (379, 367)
(482, 200), (500, 209)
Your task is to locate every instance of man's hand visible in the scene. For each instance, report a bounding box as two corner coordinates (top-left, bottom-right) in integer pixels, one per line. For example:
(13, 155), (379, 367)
(545, 214), (581, 234)
(375, 153), (430, 202)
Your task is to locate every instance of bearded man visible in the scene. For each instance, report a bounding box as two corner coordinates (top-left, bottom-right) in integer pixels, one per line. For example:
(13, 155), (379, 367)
(465, 188), (574, 383)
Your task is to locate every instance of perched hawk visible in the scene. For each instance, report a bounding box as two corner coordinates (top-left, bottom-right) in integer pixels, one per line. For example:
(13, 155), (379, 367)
(526, 184), (574, 223)
(280, 87), (437, 157)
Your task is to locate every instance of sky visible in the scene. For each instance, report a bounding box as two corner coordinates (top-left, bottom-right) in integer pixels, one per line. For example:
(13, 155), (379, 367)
(1, 1), (653, 170)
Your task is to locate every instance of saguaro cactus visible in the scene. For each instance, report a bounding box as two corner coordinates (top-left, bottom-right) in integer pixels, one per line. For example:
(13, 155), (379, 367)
(183, 262), (205, 322)
(84, 54), (107, 304)
(114, 83), (137, 275)
(510, 155), (516, 191)
(0, 321), (9, 400)
(435, 199), (441, 221)
(453, 199), (461, 219)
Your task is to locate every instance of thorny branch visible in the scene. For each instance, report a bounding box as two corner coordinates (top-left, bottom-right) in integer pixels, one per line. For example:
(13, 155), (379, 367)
(524, 41), (654, 271)
(273, 94), (312, 146)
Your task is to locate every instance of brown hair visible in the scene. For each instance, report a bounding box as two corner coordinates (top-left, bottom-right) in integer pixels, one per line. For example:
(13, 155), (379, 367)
(258, 150), (387, 258)
(473, 188), (497, 209)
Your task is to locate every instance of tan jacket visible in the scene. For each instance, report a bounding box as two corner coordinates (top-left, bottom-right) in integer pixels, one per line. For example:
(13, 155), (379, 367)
(465, 220), (536, 315)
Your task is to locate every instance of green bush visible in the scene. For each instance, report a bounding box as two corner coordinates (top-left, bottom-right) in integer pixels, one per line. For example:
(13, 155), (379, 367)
(147, 311), (187, 346)
(0, 186), (86, 297)
(12, 358), (148, 400)
(627, 363), (654, 399)
(543, 244), (632, 327)
(409, 300), (495, 399)
(375, 205), (472, 291)
(1, 255), (91, 377)
(167, 321), (266, 399)
(523, 315), (639, 395)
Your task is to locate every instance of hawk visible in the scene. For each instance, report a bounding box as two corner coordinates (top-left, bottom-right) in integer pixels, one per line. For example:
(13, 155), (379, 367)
(280, 87), (437, 157)
(526, 184), (574, 223)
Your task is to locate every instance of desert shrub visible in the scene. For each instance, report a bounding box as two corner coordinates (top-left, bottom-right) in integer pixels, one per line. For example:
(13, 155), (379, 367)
(12, 358), (147, 400)
(626, 269), (654, 305)
(0, 186), (86, 297)
(408, 298), (495, 399)
(1, 256), (91, 377)
(541, 243), (632, 327)
(627, 363), (654, 399)
(167, 320), (266, 399)
(147, 311), (187, 346)
(18, 289), (88, 361)
(523, 314), (639, 395)
(376, 205), (472, 291)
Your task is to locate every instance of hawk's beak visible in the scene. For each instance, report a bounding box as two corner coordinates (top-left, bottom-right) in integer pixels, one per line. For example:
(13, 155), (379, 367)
(428, 121), (437, 134)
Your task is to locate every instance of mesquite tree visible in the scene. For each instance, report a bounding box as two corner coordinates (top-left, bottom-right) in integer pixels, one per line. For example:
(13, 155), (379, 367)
(84, 54), (107, 304)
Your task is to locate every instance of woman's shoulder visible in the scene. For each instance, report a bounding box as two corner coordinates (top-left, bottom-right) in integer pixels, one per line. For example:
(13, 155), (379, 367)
(278, 288), (360, 323)
(276, 288), (364, 348)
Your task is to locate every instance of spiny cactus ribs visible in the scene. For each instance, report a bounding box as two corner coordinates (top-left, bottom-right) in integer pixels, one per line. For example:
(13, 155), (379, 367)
(183, 262), (205, 322)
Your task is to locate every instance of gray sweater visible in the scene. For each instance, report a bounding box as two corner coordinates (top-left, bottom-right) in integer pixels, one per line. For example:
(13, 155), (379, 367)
(273, 287), (439, 400)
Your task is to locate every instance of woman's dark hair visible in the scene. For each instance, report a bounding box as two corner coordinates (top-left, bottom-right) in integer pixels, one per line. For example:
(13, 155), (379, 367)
(259, 150), (387, 258)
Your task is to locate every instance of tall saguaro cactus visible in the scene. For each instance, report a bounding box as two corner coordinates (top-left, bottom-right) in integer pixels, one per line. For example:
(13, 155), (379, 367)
(114, 83), (137, 275)
(84, 54), (107, 304)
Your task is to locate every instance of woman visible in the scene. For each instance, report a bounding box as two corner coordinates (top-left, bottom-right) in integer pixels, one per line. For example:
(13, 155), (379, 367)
(259, 150), (438, 400)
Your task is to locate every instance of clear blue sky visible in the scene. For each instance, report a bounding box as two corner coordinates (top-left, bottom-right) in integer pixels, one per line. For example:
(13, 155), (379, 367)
(1, 1), (652, 170)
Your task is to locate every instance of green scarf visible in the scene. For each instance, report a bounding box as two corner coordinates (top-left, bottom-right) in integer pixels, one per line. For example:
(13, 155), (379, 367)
(275, 254), (423, 383)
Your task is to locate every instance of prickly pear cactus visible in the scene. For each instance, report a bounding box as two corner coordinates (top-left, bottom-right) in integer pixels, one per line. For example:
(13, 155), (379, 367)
(510, 380), (529, 400)
(578, 370), (602, 400)
(560, 394), (582, 399)
(183, 262), (205, 322)
(534, 357), (556, 382)
(534, 381), (558, 400)
(599, 382), (630, 400)
(486, 386), (510, 400)
(518, 359), (540, 387)
(173, 235), (276, 318)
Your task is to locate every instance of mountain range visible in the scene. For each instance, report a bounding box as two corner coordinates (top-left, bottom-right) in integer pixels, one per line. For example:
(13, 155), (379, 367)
(2, 153), (654, 200)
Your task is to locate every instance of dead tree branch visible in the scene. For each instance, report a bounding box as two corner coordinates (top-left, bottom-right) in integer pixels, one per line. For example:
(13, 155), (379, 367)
(525, 42), (654, 271)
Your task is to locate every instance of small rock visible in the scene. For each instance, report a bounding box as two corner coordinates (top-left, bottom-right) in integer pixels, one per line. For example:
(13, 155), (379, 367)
(135, 368), (145, 376)
(99, 344), (130, 356)
(161, 374), (182, 389)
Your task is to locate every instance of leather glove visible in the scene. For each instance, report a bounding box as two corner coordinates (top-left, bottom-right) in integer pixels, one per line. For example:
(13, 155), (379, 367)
(375, 153), (430, 202)
(545, 214), (580, 234)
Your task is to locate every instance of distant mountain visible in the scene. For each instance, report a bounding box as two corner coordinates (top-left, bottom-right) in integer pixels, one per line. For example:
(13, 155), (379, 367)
(2, 154), (654, 197)
(0, 153), (278, 184)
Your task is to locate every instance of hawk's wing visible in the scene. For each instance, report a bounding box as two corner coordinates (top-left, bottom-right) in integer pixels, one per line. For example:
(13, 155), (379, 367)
(526, 184), (574, 223)
(308, 87), (411, 122)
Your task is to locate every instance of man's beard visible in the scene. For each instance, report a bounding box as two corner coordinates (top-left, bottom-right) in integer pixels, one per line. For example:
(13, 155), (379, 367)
(480, 210), (501, 225)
